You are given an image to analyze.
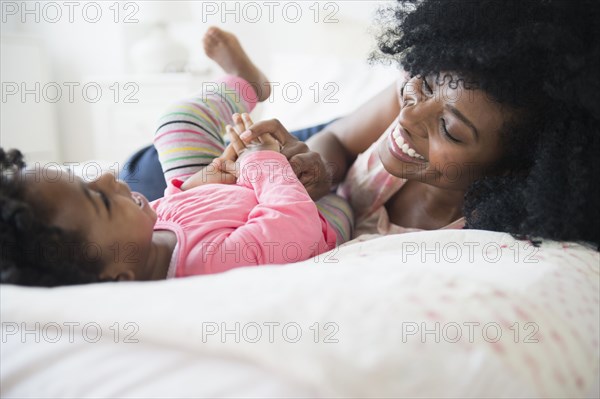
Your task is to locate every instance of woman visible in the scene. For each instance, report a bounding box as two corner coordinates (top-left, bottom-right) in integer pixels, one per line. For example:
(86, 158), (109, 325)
(241, 0), (599, 247)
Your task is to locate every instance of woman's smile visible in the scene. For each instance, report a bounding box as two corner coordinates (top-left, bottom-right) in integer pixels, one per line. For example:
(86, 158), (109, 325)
(387, 123), (427, 163)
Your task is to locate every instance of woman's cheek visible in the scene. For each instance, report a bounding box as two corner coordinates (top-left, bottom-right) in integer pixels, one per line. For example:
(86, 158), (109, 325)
(425, 145), (456, 185)
(430, 148), (478, 189)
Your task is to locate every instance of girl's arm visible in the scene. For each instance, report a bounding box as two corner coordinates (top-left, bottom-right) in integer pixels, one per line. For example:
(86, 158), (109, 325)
(201, 150), (333, 273)
(198, 118), (334, 273)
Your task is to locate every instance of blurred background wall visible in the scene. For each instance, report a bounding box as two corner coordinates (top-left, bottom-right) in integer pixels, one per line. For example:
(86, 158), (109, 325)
(1, 1), (398, 166)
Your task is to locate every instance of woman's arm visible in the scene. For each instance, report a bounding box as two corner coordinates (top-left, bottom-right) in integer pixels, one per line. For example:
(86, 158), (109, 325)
(305, 82), (400, 184)
(239, 79), (403, 198)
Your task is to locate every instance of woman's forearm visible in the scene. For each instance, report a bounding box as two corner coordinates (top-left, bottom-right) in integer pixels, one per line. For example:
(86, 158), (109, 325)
(306, 82), (401, 186)
(306, 130), (355, 185)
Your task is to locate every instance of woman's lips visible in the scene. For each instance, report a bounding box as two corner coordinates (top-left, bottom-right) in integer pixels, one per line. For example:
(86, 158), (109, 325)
(388, 125), (427, 164)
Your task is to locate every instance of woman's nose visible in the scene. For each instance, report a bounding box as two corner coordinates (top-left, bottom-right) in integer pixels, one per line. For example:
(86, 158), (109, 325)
(400, 82), (438, 140)
(402, 80), (421, 106)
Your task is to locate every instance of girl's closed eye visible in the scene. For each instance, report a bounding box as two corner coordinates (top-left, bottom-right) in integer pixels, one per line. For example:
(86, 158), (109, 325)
(88, 186), (110, 212)
(99, 190), (110, 211)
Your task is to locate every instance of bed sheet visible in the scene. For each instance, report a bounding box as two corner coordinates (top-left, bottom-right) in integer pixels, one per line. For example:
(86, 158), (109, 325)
(1, 229), (599, 398)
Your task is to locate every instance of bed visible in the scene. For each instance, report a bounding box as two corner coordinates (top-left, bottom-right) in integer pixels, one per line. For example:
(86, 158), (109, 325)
(2, 229), (598, 397)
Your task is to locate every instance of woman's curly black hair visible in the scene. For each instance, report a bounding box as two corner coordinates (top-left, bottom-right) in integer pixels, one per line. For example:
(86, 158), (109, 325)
(373, 0), (600, 248)
(1, 148), (106, 286)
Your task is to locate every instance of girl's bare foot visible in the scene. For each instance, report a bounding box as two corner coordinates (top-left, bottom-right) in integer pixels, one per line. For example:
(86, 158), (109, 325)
(203, 26), (271, 102)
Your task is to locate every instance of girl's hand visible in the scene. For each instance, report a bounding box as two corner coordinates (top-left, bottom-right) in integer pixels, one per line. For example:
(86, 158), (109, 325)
(179, 113), (257, 190)
(226, 113), (281, 159)
(201, 113), (280, 184)
(178, 115), (298, 191)
(180, 159), (238, 191)
(238, 116), (331, 200)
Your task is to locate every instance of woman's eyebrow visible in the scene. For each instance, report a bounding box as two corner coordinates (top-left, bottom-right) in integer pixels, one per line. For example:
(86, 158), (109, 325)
(445, 104), (480, 141)
(80, 181), (99, 215)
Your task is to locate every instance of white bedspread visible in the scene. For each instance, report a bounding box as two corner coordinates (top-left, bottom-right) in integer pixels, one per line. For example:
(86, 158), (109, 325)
(1, 229), (599, 398)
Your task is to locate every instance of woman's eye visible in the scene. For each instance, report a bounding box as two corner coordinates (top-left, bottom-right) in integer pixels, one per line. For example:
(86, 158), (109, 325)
(422, 78), (433, 94)
(441, 119), (461, 143)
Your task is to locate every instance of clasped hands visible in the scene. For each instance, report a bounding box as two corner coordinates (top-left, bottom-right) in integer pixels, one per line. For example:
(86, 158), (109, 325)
(181, 113), (331, 200)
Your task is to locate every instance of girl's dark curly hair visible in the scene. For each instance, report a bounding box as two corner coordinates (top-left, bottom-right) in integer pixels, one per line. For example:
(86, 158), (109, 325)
(1, 148), (107, 286)
(373, 0), (600, 248)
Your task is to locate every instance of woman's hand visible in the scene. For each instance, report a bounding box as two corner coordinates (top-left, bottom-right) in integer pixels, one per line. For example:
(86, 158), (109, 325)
(181, 114), (280, 190)
(238, 115), (332, 200)
(181, 113), (278, 190)
(227, 113), (281, 159)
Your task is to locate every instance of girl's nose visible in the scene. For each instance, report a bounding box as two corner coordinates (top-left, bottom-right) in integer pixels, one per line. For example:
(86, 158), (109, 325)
(103, 173), (131, 195)
(93, 173), (118, 191)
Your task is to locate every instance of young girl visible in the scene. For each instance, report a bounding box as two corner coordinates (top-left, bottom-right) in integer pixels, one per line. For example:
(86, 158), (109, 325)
(0, 29), (352, 286)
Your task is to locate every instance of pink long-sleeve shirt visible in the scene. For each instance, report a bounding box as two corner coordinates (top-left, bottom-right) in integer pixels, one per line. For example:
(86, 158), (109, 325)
(150, 151), (337, 277)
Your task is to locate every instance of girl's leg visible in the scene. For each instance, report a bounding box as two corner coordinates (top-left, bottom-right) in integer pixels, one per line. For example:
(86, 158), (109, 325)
(316, 194), (354, 245)
(154, 27), (271, 184)
(119, 119), (340, 201)
(153, 76), (258, 183)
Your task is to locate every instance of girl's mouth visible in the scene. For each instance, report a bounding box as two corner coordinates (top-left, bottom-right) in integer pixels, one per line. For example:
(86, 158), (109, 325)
(131, 192), (147, 209)
(388, 125), (427, 164)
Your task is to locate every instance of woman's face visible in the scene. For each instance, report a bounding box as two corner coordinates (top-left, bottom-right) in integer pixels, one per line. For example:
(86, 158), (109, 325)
(378, 72), (512, 190)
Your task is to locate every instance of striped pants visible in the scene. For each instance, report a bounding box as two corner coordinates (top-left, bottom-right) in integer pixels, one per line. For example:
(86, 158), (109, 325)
(153, 75), (353, 245)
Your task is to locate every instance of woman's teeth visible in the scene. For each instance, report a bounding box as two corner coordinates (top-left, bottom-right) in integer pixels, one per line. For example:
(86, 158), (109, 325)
(392, 126), (425, 160)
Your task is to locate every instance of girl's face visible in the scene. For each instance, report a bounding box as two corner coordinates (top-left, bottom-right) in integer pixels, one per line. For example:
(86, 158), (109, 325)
(378, 73), (511, 190)
(24, 170), (157, 280)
